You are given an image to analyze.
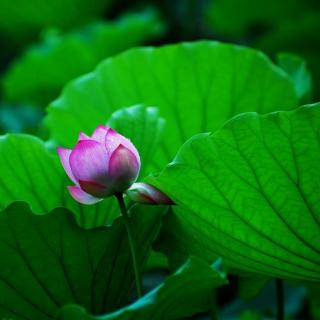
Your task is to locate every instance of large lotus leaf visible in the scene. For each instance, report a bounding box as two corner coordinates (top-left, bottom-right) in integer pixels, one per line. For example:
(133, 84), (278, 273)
(57, 257), (227, 320)
(0, 202), (163, 319)
(3, 11), (163, 106)
(152, 104), (320, 283)
(45, 41), (298, 172)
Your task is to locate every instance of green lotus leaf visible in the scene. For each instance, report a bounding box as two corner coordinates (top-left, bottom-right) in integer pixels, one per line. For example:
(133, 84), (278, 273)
(57, 257), (227, 320)
(152, 103), (320, 283)
(0, 202), (163, 319)
(45, 41), (298, 173)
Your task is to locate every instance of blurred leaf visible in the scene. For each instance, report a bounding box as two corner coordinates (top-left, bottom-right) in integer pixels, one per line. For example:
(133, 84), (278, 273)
(0, 201), (163, 319)
(277, 53), (313, 104)
(0, 134), (118, 227)
(3, 11), (164, 106)
(205, 0), (316, 37)
(256, 12), (320, 101)
(57, 256), (227, 320)
(205, 1), (320, 100)
(0, 0), (113, 43)
(0, 104), (43, 134)
(45, 41), (298, 173)
(152, 104), (320, 282)
(157, 0), (209, 40)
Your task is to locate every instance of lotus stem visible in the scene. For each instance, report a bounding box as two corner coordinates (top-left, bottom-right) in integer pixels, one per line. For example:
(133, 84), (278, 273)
(116, 192), (143, 298)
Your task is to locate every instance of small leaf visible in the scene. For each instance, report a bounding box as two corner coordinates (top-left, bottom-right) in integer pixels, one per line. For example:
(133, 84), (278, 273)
(144, 251), (168, 271)
(45, 41), (298, 172)
(57, 256), (227, 320)
(277, 52), (313, 104)
(107, 105), (165, 176)
(3, 11), (163, 106)
(0, 202), (164, 319)
(153, 103), (320, 283)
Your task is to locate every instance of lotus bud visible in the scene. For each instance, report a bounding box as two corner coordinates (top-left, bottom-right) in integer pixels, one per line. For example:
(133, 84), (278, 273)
(57, 125), (140, 204)
(126, 182), (174, 205)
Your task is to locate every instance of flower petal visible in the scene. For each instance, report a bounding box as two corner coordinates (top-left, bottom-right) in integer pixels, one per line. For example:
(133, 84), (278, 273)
(104, 128), (120, 154)
(108, 144), (140, 191)
(105, 128), (140, 164)
(69, 140), (109, 185)
(91, 125), (109, 143)
(67, 186), (102, 205)
(57, 147), (77, 184)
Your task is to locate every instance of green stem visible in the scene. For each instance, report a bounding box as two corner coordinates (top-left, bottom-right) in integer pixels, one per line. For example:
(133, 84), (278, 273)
(276, 278), (284, 320)
(115, 193), (143, 298)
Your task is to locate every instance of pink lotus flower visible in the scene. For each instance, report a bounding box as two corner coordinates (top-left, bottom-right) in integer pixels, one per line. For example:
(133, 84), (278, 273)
(57, 125), (140, 204)
(127, 182), (174, 205)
